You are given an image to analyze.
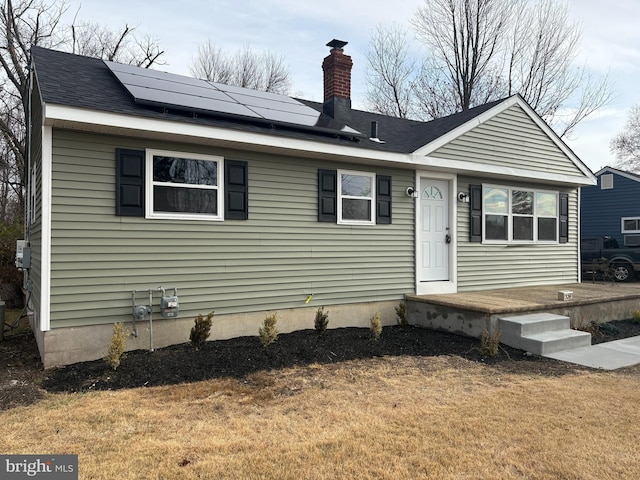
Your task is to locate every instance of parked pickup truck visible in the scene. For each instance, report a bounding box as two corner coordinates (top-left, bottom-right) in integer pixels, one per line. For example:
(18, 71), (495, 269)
(581, 236), (640, 282)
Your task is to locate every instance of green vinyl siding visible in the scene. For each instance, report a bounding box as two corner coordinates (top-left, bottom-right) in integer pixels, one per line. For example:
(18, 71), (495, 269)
(455, 176), (579, 290)
(48, 130), (415, 328)
(431, 105), (584, 177)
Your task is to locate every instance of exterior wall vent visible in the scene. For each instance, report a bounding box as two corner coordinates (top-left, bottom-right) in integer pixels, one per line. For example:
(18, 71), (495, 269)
(601, 174), (613, 190)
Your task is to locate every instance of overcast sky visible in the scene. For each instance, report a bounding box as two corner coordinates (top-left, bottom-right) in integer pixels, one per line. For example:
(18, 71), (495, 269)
(70, 0), (640, 174)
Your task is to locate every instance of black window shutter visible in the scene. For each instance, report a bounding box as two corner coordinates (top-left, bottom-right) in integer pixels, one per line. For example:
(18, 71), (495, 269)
(559, 192), (569, 243)
(376, 175), (392, 224)
(469, 184), (482, 242)
(225, 159), (249, 220)
(115, 148), (145, 216)
(318, 169), (337, 222)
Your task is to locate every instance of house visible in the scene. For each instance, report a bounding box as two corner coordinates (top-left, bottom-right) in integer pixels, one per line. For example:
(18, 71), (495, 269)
(581, 166), (640, 247)
(26, 41), (596, 367)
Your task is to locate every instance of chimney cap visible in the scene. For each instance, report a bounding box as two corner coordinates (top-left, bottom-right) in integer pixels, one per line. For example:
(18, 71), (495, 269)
(326, 39), (348, 50)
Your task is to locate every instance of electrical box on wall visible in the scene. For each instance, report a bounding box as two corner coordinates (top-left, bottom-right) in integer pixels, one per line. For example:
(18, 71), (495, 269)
(160, 295), (179, 318)
(15, 240), (31, 269)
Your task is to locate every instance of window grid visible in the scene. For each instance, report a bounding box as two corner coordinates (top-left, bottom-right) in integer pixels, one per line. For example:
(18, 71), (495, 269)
(337, 170), (376, 225)
(482, 185), (559, 243)
(146, 149), (224, 221)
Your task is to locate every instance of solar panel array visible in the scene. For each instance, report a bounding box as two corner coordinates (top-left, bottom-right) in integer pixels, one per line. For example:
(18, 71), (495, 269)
(105, 61), (362, 136)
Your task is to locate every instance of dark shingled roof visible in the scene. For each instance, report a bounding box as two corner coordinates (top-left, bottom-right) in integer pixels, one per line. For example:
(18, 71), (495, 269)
(31, 46), (507, 154)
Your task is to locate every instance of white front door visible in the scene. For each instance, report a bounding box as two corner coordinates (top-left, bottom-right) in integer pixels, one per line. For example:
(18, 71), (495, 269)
(419, 178), (450, 282)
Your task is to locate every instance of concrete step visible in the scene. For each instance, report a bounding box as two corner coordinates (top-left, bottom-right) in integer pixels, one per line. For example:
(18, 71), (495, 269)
(499, 313), (591, 355)
(509, 329), (592, 355)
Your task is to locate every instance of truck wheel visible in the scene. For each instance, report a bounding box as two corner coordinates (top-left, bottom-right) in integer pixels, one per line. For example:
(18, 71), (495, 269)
(612, 263), (634, 282)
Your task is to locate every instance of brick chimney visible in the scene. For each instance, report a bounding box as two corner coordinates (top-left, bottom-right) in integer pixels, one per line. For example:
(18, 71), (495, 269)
(322, 39), (352, 121)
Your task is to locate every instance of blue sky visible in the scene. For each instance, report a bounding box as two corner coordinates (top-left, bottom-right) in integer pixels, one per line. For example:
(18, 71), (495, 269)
(72, 0), (640, 173)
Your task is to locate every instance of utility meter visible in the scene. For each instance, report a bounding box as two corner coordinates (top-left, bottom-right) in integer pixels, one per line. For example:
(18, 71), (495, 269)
(15, 240), (31, 269)
(160, 295), (179, 318)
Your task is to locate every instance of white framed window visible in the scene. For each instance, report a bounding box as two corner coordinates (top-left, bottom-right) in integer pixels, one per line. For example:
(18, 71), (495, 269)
(146, 149), (224, 221)
(622, 217), (640, 233)
(337, 170), (375, 225)
(483, 185), (558, 243)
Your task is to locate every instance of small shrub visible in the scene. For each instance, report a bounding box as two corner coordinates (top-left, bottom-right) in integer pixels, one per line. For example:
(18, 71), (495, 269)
(314, 306), (329, 334)
(259, 312), (279, 347)
(632, 311), (640, 324)
(190, 311), (214, 349)
(479, 328), (501, 357)
(370, 312), (382, 342)
(395, 301), (407, 327)
(106, 322), (126, 370)
(572, 316), (598, 334)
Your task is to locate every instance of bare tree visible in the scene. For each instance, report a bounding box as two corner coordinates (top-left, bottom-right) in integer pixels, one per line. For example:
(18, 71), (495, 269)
(367, 0), (611, 135)
(503, 0), (611, 136)
(190, 41), (291, 94)
(190, 39), (233, 85)
(611, 105), (640, 173)
(70, 20), (164, 67)
(412, 0), (515, 112)
(0, 0), (165, 223)
(365, 23), (416, 119)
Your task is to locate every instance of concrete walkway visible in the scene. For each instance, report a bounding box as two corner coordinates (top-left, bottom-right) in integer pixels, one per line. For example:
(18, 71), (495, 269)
(544, 335), (640, 370)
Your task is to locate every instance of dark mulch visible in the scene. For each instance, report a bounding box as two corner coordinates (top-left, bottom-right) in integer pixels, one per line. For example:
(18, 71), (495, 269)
(2, 319), (640, 410)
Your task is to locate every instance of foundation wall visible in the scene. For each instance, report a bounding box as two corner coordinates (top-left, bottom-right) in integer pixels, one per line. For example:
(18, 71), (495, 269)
(39, 301), (397, 368)
(407, 297), (640, 339)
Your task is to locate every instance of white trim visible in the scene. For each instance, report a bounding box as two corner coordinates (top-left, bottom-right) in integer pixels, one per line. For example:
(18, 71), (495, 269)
(481, 184), (560, 244)
(412, 95), (596, 183)
(337, 169), (376, 225)
(43, 103), (596, 187)
(44, 104), (407, 165)
(621, 217), (640, 234)
(412, 155), (595, 186)
(145, 149), (224, 221)
(415, 171), (458, 295)
(40, 125), (52, 331)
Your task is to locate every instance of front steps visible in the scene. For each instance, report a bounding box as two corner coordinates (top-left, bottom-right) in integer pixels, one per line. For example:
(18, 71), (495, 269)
(499, 313), (591, 355)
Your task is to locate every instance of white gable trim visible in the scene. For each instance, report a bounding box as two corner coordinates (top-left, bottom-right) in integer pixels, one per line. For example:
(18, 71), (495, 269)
(412, 155), (595, 186)
(412, 95), (595, 183)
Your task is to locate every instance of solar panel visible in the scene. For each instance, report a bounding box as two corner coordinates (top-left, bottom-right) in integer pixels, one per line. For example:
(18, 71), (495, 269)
(104, 61), (362, 137)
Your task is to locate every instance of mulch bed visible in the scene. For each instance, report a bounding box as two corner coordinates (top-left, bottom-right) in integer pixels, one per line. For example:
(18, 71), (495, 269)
(2, 319), (640, 409)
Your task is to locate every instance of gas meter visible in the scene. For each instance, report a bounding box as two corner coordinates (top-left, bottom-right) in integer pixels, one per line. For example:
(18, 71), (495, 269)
(160, 295), (179, 318)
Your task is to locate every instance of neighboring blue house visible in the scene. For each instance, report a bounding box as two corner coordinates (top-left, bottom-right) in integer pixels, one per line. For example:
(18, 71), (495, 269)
(581, 166), (640, 246)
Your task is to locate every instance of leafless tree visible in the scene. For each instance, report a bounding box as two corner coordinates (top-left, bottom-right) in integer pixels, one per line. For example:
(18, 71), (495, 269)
(503, 0), (611, 136)
(412, 0), (514, 113)
(190, 40), (233, 85)
(364, 23), (416, 119)
(70, 20), (164, 67)
(611, 105), (640, 173)
(190, 41), (291, 94)
(0, 0), (165, 223)
(366, 0), (611, 135)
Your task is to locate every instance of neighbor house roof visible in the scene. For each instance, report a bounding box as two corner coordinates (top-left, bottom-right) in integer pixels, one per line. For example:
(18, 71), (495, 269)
(595, 166), (640, 183)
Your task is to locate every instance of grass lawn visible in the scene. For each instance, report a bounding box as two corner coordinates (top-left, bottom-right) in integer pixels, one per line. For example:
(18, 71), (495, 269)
(1, 354), (639, 479)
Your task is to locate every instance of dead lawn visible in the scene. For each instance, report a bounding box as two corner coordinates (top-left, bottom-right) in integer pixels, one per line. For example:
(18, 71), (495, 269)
(1, 355), (639, 479)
